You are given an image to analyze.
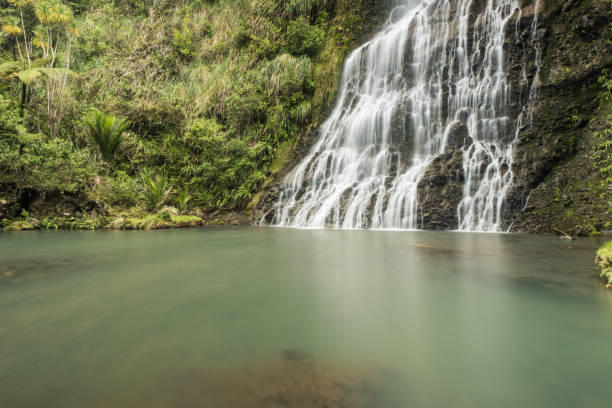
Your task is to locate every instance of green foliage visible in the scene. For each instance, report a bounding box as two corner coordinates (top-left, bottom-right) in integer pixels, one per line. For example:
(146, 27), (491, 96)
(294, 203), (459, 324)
(0, 93), (22, 136)
(598, 69), (612, 100)
(90, 171), (140, 207)
(183, 117), (225, 153)
(2, 0), (76, 136)
(286, 18), (325, 57)
(176, 189), (191, 213)
(142, 168), (172, 210)
(0, 133), (95, 193)
(105, 212), (202, 230)
(84, 108), (129, 162)
(596, 241), (612, 286)
(596, 69), (612, 185)
(292, 100), (311, 124)
(288, 0), (330, 18)
(0, 0), (374, 226)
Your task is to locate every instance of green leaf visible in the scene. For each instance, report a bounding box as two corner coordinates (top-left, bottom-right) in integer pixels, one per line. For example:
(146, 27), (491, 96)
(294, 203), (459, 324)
(16, 69), (43, 85)
(37, 67), (75, 81)
(0, 61), (19, 77)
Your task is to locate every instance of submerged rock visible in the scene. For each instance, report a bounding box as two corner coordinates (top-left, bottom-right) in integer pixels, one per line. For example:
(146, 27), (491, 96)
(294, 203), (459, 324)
(0, 260), (72, 282)
(282, 349), (312, 361)
(82, 351), (399, 408)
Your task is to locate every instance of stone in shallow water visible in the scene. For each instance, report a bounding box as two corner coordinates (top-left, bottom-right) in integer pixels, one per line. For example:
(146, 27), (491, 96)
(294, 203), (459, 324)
(0, 260), (72, 282)
(281, 349), (312, 361)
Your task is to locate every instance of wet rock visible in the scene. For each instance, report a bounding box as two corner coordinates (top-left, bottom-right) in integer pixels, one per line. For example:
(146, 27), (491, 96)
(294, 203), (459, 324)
(27, 218), (40, 228)
(0, 260), (72, 282)
(417, 147), (465, 230)
(509, 0), (612, 234)
(446, 121), (469, 148)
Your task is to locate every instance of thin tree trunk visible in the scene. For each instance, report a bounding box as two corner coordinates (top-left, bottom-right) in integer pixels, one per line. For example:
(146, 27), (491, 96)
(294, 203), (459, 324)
(20, 83), (27, 118)
(19, 8), (31, 68)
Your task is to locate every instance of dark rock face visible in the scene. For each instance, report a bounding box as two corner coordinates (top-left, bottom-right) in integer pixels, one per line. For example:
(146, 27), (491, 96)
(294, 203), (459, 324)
(414, 120), (469, 230)
(27, 191), (102, 219)
(413, 0), (612, 233)
(507, 0), (612, 234)
(255, 183), (283, 224)
(417, 148), (465, 230)
(0, 188), (103, 221)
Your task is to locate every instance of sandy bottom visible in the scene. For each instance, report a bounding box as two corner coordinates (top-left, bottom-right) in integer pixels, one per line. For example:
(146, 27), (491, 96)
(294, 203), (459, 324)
(88, 350), (398, 408)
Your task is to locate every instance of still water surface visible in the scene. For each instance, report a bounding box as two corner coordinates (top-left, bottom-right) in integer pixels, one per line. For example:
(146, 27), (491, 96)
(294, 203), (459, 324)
(0, 228), (611, 407)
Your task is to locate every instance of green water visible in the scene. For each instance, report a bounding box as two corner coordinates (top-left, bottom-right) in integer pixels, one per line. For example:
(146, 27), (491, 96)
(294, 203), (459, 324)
(0, 228), (611, 407)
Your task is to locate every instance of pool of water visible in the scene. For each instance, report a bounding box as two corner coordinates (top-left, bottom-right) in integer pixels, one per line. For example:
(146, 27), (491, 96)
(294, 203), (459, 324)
(0, 228), (610, 407)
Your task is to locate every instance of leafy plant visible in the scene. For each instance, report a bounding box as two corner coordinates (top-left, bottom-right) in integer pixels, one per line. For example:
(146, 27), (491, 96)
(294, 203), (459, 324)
(142, 168), (172, 210)
(2, 0), (76, 133)
(89, 171), (140, 207)
(176, 189), (191, 213)
(286, 18), (324, 57)
(84, 108), (129, 162)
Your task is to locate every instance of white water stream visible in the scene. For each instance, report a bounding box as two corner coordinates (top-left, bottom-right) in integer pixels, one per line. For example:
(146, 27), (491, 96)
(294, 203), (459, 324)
(266, 0), (539, 231)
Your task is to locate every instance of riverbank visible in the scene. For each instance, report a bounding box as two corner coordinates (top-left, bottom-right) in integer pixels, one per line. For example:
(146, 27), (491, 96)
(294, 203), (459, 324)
(0, 207), (253, 231)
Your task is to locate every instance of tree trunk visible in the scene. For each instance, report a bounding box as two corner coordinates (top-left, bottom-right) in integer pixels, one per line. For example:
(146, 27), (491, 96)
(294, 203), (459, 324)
(20, 83), (27, 118)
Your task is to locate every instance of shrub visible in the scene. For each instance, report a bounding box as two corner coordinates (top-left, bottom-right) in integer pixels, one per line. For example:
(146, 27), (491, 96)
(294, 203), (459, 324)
(225, 86), (268, 132)
(183, 117), (226, 154)
(263, 53), (312, 97)
(90, 171), (140, 207)
(286, 18), (324, 57)
(0, 135), (95, 194)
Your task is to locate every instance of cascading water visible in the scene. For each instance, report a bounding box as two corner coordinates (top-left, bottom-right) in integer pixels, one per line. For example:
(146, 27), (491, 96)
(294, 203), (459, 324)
(265, 0), (539, 231)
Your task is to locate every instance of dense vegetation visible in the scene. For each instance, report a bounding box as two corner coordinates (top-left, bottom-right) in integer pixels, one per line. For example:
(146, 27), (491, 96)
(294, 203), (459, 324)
(596, 240), (612, 287)
(0, 0), (379, 229)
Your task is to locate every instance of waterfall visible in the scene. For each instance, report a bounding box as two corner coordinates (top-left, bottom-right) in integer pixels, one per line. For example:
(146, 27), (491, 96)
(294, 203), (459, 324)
(265, 0), (538, 231)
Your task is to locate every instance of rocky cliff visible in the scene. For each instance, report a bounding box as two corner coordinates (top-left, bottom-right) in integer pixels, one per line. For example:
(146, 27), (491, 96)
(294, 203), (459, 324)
(509, 0), (612, 235)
